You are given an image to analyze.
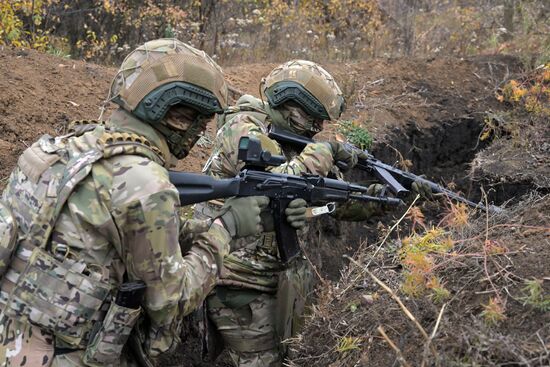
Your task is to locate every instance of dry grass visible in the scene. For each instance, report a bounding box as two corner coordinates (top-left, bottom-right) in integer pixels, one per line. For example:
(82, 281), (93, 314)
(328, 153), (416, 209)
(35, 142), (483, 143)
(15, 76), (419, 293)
(288, 193), (550, 366)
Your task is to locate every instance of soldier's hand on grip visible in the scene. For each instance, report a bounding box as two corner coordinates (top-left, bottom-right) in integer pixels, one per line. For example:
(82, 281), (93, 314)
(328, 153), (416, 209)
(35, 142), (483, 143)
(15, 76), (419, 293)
(219, 196), (269, 238)
(285, 198), (307, 230)
(365, 183), (388, 215)
(411, 178), (433, 200)
(325, 141), (359, 172)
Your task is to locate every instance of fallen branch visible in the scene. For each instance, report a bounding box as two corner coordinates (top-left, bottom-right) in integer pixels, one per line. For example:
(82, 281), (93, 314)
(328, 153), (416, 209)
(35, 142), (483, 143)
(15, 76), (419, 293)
(377, 325), (412, 367)
(481, 187), (503, 302)
(367, 270), (430, 341)
(338, 196), (420, 298)
(421, 303), (447, 367)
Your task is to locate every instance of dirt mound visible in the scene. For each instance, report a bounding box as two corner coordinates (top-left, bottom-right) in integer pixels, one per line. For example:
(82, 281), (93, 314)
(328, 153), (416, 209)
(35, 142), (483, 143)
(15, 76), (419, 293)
(0, 47), (113, 182)
(0, 49), (509, 184)
(470, 110), (550, 205)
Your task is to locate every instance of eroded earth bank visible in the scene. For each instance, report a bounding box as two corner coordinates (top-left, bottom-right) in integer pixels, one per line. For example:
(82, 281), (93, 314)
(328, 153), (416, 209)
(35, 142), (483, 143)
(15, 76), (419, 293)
(0, 48), (548, 366)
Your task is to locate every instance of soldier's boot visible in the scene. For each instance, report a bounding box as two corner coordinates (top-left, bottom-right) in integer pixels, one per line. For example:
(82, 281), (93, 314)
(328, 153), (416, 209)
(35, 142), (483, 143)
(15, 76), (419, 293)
(0, 313), (55, 367)
(207, 292), (282, 367)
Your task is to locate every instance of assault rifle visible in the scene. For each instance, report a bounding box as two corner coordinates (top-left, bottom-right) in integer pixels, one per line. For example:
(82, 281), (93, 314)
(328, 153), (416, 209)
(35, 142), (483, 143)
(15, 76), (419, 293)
(268, 125), (503, 214)
(169, 136), (402, 263)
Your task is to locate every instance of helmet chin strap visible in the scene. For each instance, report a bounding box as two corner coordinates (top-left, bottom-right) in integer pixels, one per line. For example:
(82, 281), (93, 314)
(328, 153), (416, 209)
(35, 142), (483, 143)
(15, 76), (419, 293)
(154, 116), (208, 159)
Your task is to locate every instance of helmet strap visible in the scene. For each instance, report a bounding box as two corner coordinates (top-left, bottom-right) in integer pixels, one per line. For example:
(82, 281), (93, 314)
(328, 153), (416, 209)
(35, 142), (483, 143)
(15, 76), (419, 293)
(259, 78), (267, 107)
(154, 116), (208, 159)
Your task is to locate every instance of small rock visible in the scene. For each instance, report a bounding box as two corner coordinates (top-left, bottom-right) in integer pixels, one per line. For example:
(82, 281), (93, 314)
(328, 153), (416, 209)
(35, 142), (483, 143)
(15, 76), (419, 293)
(361, 294), (375, 305)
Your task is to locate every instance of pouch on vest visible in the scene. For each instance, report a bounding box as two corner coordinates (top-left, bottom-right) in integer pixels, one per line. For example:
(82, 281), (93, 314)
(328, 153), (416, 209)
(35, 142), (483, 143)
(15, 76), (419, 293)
(0, 201), (17, 278)
(83, 302), (141, 366)
(275, 256), (313, 354)
(0, 244), (112, 347)
(83, 280), (145, 366)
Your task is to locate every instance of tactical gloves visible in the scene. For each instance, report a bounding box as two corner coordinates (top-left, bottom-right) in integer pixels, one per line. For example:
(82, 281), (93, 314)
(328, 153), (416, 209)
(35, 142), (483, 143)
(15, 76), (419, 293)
(331, 183), (387, 221)
(285, 199), (307, 229)
(219, 196), (269, 238)
(411, 180), (433, 200)
(359, 183), (388, 218)
(325, 141), (365, 172)
(261, 198), (308, 232)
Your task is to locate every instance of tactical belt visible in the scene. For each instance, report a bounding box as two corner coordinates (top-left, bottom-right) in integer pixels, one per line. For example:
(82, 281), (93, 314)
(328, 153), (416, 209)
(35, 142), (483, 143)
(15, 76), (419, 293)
(54, 347), (77, 356)
(225, 333), (278, 353)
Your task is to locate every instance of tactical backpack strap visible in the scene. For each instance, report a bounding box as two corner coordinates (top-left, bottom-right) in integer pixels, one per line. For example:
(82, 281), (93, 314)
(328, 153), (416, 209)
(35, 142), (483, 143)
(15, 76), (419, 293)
(25, 148), (104, 249)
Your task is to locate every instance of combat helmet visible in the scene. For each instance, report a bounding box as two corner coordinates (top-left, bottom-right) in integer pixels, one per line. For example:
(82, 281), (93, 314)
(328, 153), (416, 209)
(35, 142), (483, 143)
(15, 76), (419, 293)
(262, 60), (345, 122)
(108, 39), (228, 158)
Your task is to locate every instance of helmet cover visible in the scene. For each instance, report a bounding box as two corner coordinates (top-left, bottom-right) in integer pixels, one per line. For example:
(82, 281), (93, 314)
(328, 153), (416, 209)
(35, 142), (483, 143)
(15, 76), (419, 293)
(109, 38), (228, 122)
(263, 60), (344, 121)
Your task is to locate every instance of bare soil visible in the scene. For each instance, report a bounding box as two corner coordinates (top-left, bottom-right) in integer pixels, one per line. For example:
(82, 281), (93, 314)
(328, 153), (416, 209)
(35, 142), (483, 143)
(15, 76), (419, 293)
(0, 46), (548, 366)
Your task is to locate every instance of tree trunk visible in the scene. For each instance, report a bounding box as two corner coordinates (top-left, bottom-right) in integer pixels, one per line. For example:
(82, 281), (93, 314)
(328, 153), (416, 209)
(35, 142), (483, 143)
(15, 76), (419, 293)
(403, 0), (416, 56)
(502, 0), (514, 41)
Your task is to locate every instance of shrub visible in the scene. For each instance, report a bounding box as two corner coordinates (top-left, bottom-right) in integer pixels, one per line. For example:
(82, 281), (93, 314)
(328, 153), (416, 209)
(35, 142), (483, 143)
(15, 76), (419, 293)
(337, 120), (373, 150)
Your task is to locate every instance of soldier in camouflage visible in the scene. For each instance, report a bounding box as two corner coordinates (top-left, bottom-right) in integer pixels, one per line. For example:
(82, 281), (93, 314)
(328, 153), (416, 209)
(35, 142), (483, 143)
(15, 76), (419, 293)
(196, 60), (371, 367)
(0, 39), (281, 367)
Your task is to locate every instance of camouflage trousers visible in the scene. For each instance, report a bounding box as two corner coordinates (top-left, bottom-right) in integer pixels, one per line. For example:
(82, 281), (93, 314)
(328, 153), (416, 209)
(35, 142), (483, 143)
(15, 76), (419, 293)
(207, 292), (282, 367)
(0, 313), (139, 367)
(206, 257), (313, 367)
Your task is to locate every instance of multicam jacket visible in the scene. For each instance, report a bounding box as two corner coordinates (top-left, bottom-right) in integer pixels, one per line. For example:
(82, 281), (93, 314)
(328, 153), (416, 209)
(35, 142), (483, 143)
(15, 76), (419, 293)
(0, 108), (230, 360)
(201, 95), (334, 291)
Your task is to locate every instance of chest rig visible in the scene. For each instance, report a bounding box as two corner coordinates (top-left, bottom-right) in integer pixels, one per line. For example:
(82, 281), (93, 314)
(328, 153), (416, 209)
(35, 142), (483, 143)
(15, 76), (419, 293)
(0, 120), (162, 349)
(202, 109), (300, 292)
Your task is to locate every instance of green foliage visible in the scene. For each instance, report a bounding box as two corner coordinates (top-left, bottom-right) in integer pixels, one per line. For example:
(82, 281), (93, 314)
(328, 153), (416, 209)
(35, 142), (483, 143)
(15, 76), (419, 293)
(0, 1), (548, 65)
(164, 24), (175, 38)
(521, 279), (550, 312)
(399, 227), (454, 299)
(481, 297), (506, 326)
(337, 120), (373, 150)
(46, 43), (70, 58)
(348, 302), (358, 313)
(336, 336), (361, 353)
(428, 277), (451, 303)
(0, 0), (50, 50)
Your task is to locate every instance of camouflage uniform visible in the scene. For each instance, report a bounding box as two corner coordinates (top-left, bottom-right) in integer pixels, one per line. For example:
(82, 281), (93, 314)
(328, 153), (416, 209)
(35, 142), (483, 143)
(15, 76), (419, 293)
(0, 111), (231, 366)
(197, 56), (353, 366)
(0, 39), (235, 366)
(201, 60), (430, 367)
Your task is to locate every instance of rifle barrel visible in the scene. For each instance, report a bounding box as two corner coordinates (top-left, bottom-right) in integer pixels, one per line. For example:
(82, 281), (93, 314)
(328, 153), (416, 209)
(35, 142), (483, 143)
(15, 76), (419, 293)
(350, 194), (403, 206)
